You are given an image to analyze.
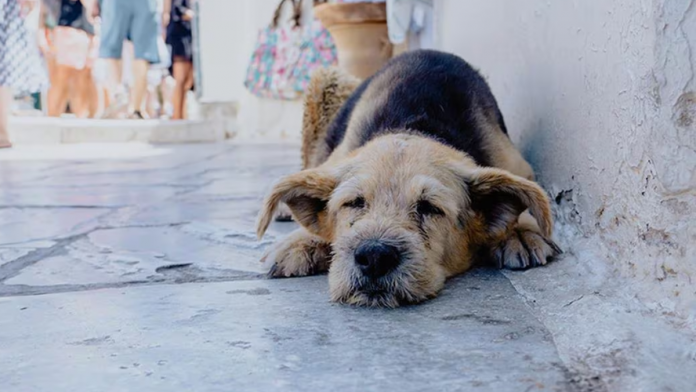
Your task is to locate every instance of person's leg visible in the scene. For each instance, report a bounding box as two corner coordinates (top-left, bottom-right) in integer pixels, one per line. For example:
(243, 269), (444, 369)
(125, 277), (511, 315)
(171, 59), (192, 120)
(144, 70), (160, 118)
(85, 67), (99, 118)
(70, 67), (97, 118)
(98, 0), (128, 117)
(47, 64), (74, 117)
(184, 62), (195, 91)
(104, 58), (123, 96)
(144, 87), (156, 118)
(129, 59), (149, 116)
(91, 59), (110, 117)
(184, 62), (195, 119)
(0, 86), (13, 148)
(161, 74), (175, 118)
(128, 0), (159, 118)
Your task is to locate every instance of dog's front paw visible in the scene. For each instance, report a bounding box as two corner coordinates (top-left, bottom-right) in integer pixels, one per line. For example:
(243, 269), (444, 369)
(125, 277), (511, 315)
(260, 230), (332, 278)
(491, 228), (562, 270)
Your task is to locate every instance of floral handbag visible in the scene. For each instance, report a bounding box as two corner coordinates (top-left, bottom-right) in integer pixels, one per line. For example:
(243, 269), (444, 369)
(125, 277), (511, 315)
(244, 0), (338, 100)
(290, 0), (338, 93)
(243, 0), (303, 100)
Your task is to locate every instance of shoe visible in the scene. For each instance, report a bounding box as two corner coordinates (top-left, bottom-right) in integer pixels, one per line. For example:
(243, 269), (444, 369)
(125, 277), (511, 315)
(101, 92), (129, 119)
(127, 110), (147, 119)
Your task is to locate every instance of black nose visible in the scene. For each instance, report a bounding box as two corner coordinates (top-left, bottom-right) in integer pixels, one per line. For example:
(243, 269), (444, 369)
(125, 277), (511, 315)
(354, 241), (401, 279)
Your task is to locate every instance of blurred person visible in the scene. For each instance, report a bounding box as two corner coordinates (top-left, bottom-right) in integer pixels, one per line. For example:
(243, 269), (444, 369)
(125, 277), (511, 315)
(0, 0), (49, 148)
(163, 0), (194, 120)
(87, 18), (110, 117)
(41, 0), (98, 118)
(145, 68), (173, 119)
(97, 0), (159, 119)
(144, 0), (171, 119)
(146, 72), (175, 119)
(37, 0), (58, 107)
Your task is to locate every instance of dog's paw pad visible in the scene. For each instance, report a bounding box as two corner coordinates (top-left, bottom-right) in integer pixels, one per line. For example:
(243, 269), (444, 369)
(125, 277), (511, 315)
(492, 229), (561, 270)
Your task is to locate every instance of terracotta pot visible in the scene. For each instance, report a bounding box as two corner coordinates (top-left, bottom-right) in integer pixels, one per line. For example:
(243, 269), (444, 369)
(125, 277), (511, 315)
(314, 3), (392, 79)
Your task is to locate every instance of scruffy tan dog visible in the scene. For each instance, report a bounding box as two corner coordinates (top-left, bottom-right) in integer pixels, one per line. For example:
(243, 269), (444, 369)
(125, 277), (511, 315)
(257, 50), (560, 307)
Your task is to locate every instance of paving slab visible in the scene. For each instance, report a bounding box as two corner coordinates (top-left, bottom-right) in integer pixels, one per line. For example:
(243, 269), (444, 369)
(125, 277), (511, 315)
(0, 271), (571, 392)
(0, 208), (109, 245)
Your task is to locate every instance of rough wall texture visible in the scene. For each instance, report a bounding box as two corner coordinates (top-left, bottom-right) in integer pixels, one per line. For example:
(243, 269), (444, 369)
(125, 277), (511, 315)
(437, 0), (695, 320)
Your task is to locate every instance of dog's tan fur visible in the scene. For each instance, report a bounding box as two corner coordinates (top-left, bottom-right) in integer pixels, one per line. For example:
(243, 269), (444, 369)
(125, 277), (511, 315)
(258, 65), (559, 307)
(301, 68), (362, 170)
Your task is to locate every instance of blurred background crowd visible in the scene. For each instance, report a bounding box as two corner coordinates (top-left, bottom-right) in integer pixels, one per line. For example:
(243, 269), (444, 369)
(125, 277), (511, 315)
(1, 0), (435, 148)
(1, 0), (197, 147)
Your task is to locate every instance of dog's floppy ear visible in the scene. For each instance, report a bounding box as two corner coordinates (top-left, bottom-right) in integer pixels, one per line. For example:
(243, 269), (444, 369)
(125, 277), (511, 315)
(463, 167), (553, 240)
(256, 169), (338, 239)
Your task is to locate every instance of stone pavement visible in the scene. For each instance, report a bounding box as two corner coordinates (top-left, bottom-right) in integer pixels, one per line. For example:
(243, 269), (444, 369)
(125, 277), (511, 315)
(0, 143), (694, 392)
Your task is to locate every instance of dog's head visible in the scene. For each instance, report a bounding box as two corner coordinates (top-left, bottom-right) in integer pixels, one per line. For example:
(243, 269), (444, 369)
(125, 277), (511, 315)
(257, 134), (552, 307)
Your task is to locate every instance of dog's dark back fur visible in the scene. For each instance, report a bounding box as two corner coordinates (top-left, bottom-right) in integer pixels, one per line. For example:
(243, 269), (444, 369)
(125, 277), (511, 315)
(324, 50), (508, 167)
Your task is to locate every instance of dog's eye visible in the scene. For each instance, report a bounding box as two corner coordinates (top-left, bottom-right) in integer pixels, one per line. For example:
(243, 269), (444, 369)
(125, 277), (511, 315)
(343, 196), (366, 209)
(416, 200), (444, 216)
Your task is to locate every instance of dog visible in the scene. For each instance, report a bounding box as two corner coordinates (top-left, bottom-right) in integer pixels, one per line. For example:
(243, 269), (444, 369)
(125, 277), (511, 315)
(257, 50), (560, 307)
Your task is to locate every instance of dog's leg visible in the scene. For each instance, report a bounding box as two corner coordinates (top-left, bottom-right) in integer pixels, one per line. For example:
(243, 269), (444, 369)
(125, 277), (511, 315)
(489, 211), (562, 270)
(261, 229), (332, 278)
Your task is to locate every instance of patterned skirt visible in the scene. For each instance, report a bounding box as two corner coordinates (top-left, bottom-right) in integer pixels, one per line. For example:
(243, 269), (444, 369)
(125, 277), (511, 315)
(0, 0), (49, 95)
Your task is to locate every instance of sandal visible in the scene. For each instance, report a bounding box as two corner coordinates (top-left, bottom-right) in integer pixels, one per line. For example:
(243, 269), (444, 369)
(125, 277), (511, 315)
(101, 92), (129, 119)
(127, 110), (147, 120)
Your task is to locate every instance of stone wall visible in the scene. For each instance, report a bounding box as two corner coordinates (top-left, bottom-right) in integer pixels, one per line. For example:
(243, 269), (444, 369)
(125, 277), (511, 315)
(436, 0), (695, 318)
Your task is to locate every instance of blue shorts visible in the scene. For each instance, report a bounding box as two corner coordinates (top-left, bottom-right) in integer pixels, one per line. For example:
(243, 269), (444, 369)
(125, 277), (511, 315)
(99, 0), (160, 63)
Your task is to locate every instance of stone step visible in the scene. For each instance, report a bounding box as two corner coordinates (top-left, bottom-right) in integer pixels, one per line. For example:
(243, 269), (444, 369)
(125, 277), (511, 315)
(8, 117), (228, 144)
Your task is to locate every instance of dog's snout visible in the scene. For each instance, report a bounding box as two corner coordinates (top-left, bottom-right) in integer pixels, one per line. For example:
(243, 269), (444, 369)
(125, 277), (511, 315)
(354, 241), (401, 279)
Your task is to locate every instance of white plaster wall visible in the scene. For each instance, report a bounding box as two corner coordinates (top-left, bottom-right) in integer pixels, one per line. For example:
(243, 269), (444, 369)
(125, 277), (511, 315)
(198, 0), (315, 140)
(437, 0), (695, 318)
(197, 0), (246, 103)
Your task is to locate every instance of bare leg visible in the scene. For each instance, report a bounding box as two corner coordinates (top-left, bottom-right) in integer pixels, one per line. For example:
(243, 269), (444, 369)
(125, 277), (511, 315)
(0, 86), (13, 148)
(83, 67), (99, 118)
(67, 67), (96, 118)
(144, 86), (157, 118)
(101, 58), (128, 118)
(171, 59), (192, 120)
(100, 83), (110, 116)
(183, 64), (194, 119)
(160, 75), (175, 118)
(130, 59), (150, 116)
(47, 64), (74, 117)
(104, 58), (123, 98)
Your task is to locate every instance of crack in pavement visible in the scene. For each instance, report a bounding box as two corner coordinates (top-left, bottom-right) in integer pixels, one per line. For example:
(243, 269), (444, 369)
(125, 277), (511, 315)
(0, 221), (193, 273)
(0, 218), (268, 297)
(0, 235), (78, 282)
(0, 272), (268, 298)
